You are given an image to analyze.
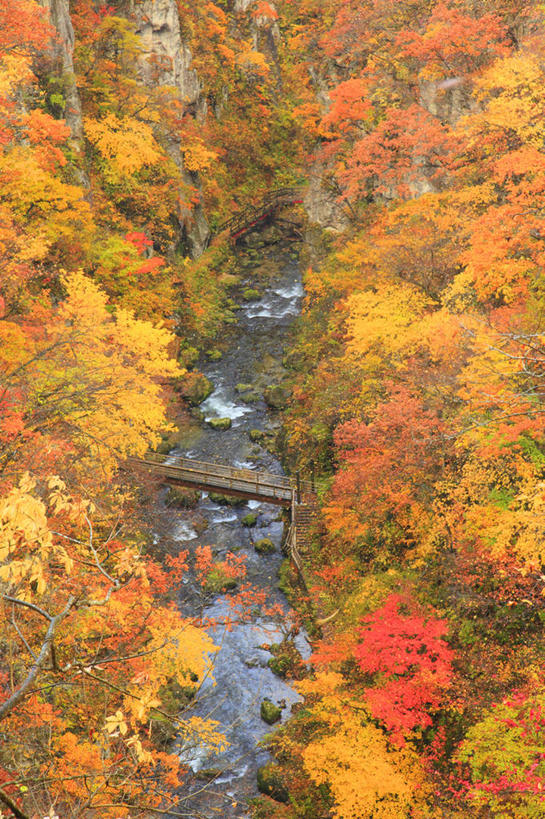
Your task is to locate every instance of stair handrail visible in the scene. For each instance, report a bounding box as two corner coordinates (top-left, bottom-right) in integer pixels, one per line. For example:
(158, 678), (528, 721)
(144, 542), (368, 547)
(216, 186), (304, 236)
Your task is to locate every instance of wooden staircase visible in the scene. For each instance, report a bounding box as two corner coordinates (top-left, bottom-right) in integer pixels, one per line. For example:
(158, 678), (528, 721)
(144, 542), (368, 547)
(293, 497), (320, 555)
(214, 187), (304, 242)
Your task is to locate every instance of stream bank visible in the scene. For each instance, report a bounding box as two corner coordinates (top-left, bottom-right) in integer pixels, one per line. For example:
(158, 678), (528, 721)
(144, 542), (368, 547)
(163, 234), (309, 818)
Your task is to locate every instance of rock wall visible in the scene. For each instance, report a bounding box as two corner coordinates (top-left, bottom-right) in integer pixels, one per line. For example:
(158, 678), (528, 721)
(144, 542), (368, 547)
(135, 0), (201, 109)
(134, 0), (210, 258)
(38, 0), (85, 177)
(303, 165), (350, 233)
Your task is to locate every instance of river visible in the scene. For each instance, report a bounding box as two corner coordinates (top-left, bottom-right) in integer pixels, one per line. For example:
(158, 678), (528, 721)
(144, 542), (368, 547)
(165, 237), (308, 818)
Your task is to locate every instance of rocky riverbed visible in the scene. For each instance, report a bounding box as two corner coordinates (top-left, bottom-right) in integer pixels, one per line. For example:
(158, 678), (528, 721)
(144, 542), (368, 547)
(164, 239), (309, 818)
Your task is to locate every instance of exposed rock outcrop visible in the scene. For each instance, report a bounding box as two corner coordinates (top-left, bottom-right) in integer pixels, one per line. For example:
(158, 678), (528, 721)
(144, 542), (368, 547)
(38, 0), (86, 180)
(304, 165), (350, 233)
(134, 0), (210, 258)
(134, 0), (201, 108)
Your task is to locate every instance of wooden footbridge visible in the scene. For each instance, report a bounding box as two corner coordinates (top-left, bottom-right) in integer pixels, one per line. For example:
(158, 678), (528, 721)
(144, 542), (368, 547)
(216, 187), (304, 242)
(134, 453), (319, 580)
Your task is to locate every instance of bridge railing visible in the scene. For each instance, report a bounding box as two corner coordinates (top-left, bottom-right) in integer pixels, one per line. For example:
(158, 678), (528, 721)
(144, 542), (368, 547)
(133, 453), (296, 503)
(133, 453), (323, 502)
(138, 452), (291, 486)
(216, 187), (303, 236)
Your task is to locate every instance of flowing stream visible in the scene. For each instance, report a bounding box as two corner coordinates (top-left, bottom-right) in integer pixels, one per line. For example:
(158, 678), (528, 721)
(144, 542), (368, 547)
(165, 240), (309, 817)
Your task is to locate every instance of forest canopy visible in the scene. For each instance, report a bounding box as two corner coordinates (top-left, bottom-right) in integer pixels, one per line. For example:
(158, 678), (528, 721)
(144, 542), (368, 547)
(2, 0), (545, 817)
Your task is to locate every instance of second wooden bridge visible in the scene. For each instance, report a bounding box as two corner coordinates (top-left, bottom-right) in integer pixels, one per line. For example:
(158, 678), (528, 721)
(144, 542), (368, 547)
(216, 187), (304, 242)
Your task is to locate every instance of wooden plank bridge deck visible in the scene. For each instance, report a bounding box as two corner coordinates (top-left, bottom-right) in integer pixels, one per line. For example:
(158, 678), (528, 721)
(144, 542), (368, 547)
(135, 453), (319, 581)
(135, 453), (299, 505)
(215, 187), (304, 242)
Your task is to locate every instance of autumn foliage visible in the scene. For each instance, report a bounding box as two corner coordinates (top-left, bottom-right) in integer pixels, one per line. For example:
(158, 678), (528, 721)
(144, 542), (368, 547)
(268, 0), (545, 816)
(5, 0), (545, 817)
(0, 0), (299, 816)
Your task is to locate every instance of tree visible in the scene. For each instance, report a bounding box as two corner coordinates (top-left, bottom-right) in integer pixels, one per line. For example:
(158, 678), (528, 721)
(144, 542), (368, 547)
(326, 387), (446, 554)
(1, 271), (181, 482)
(456, 686), (545, 817)
(298, 672), (430, 818)
(355, 593), (454, 744)
(0, 473), (223, 818)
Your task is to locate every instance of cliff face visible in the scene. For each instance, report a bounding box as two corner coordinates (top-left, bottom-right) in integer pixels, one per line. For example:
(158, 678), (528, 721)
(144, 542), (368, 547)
(41, 0), (210, 257)
(134, 0), (210, 258)
(134, 0), (201, 109)
(38, 0), (85, 175)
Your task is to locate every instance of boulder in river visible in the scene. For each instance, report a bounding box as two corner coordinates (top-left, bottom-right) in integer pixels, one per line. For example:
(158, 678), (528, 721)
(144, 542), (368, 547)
(257, 763), (289, 803)
(242, 512), (258, 527)
(178, 346), (199, 369)
(209, 492), (246, 506)
(208, 417), (232, 430)
(177, 371), (213, 405)
(240, 390), (262, 404)
(263, 384), (291, 410)
(255, 537), (275, 554)
(260, 698), (282, 725)
(204, 566), (237, 594)
(165, 486), (200, 508)
(242, 287), (261, 301)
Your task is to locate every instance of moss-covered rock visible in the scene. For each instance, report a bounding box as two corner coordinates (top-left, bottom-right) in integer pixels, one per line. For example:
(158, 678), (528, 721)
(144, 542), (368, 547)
(204, 567), (237, 594)
(195, 767), (222, 781)
(165, 486), (200, 508)
(208, 417), (232, 430)
(155, 438), (173, 455)
(242, 512), (258, 527)
(267, 652), (291, 679)
(177, 372), (213, 406)
(268, 640), (306, 680)
(235, 383), (261, 403)
(243, 390), (262, 404)
(255, 538), (275, 554)
(178, 346), (199, 369)
(209, 493), (246, 506)
(263, 384), (291, 411)
(219, 272), (241, 287)
(242, 287), (260, 301)
(256, 763), (289, 803)
(260, 698), (282, 725)
(249, 428), (265, 442)
(206, 349), (223, 361)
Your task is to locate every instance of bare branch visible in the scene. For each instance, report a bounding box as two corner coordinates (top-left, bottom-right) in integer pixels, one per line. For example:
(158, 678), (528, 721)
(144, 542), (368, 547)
(0, 596), (76, 722)
(3, 596), (52, 621)
(10, 615), (37, 661)
(0, 785), (30, 819)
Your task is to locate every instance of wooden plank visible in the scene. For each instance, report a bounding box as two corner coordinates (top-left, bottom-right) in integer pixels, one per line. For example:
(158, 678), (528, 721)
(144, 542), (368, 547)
(137, 456), (293, 490)
(145, 466), (292, 495)
(134, 456), (294, 504)
(157, 475), (292, 506)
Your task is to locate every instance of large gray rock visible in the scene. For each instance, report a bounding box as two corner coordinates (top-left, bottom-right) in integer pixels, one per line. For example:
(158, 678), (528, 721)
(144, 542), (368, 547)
(134, 0), (201, 106)
(134, 0), (210, 257)
(304, 162), (350, 232)
(38, 0), (86, 183)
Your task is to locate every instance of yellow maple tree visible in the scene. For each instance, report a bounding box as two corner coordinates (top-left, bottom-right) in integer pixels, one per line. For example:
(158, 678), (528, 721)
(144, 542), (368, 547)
(298, 672), (430, 819)
(2, 271), (181, 478)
